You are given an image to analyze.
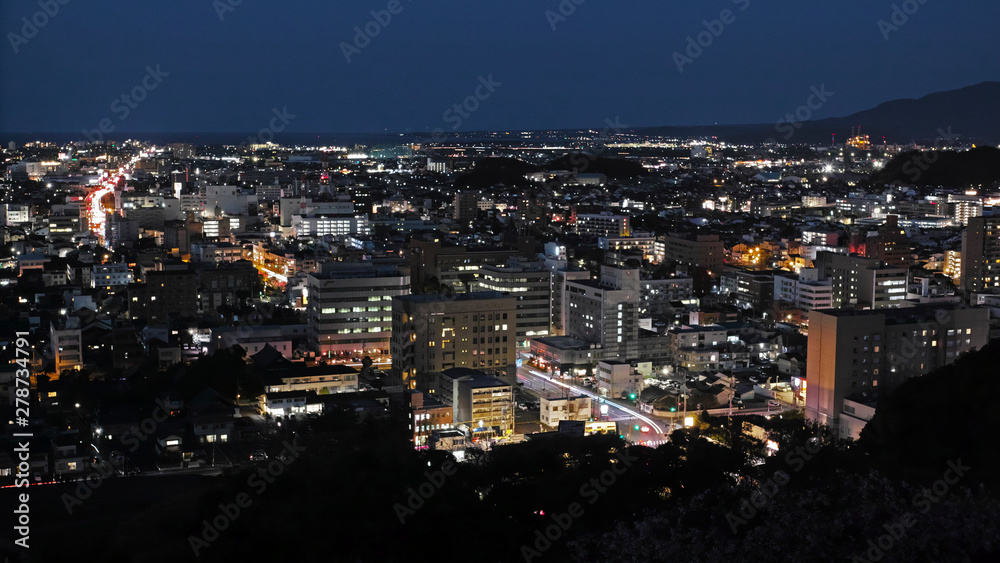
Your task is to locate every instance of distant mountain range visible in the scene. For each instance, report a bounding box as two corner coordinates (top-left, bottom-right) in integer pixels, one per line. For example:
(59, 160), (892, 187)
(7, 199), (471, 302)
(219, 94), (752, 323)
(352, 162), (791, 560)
(638, 82), (1000, 145)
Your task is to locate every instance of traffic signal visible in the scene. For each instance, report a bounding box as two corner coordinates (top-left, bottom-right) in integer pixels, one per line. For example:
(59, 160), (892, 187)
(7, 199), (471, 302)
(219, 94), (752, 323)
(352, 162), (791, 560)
(633, 424), (641, 431)
(629, 393), (636, 400)
(670, 407), (676, 412)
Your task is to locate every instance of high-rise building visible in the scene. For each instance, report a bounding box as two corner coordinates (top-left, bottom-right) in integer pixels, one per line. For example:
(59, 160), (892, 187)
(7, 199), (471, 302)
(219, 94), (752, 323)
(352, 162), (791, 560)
(944, 250), (962, 285)
(307, 263), (409, 360)
(409, 238), (518, 293)
(575, 213), (630, 238)
(947, 193), (983, 227)
(656, 232), (724, 271)
(563, 264), (640, 359)
(864, 215), (912, 268)
(128, 268), (199, 324)
(960, 216), (1000, 294)
(391, 292), (517, 389)
(813, 252), (908, 309)
(474, 262), (552, 346)
(453, 191), (480, 223)
(805, 305), (989, 436)
(719, 268), (777, 311)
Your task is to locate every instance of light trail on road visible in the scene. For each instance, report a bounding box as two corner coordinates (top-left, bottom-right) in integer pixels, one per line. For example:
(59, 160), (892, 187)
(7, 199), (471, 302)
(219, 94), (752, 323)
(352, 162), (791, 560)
(522, 369), (666, 435)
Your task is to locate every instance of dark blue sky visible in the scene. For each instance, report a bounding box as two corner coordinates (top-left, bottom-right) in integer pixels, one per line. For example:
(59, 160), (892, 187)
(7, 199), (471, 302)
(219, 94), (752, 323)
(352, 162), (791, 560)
(2, 0), (998, 135)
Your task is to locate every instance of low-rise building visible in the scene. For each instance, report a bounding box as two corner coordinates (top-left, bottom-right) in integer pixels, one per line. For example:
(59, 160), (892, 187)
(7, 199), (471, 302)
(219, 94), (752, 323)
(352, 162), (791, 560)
(540, 395), (592, 427)
(595, 359), (643, 399)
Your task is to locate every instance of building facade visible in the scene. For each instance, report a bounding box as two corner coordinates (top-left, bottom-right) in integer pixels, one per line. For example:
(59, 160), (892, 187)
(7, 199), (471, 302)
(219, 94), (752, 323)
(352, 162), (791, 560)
(307, 263), (409, 360)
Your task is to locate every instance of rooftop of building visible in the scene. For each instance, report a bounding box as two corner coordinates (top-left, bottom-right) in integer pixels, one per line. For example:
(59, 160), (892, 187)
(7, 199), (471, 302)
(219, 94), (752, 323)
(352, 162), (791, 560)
(816, 303), (976, 323)
(395, 291), (508, 303)
(532, 335), (592, 350)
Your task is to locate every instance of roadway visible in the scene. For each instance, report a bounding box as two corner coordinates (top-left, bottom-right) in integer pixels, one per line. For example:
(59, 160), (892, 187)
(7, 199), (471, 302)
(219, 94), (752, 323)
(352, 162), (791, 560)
(516, 365), (672, 446)
(85, 153), (146, 240)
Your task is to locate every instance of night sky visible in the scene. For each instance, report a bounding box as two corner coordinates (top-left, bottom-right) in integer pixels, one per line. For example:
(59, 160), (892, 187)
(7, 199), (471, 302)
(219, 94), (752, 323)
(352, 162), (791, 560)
(2, 0), (998, 135)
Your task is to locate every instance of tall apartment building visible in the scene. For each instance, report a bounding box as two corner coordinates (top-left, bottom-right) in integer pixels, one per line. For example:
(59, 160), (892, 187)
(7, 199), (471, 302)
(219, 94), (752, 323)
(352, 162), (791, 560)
(391, 292), (517, 389)
(453, 191), (480, 223)
(805, 305), (989, 436)
(960, 215), (1000, 294)
(656, 232), (724, 271)
(409, 238), (518, 293)
(947, 193), (983, 227)
(307, 263), (409, 360)
(720, 268), (777, 311)
(944, 250), (962, 285)
(542, 242), (590, 336)
(128, 268), (199, 324)
(813, 251), (908, 309)
(640, 277), (694, 316)
(864, 215), (911, 268)
(575, 213), (630, 238)
(474, 262), (552, 345)
(563, 264), (640, 360)
(51, 316), (83, 374)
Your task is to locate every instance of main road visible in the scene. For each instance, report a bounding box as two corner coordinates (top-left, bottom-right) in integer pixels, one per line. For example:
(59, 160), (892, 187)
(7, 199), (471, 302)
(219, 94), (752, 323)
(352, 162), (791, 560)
(85, 152), (146, 241)
(516, 365), (673, 446)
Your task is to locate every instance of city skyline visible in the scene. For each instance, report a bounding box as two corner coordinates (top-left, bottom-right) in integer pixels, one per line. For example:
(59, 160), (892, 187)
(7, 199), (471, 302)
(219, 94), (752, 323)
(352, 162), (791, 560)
(2, 0), (1000, 135)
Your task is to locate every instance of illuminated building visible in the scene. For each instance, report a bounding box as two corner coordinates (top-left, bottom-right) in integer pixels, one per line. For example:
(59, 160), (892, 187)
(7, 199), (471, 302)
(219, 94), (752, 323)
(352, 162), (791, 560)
(51, 316), (83, 374)
(960, 216), (1000, 294)
(575, 213), (630, 238)
(307, 263), (409, 360)
(656, 232), (724, 271)
(474, 262), (552, 346)
(391, 292), (516, 390)
(252, 243), (296, 286)
(806, 305), (988, 436)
